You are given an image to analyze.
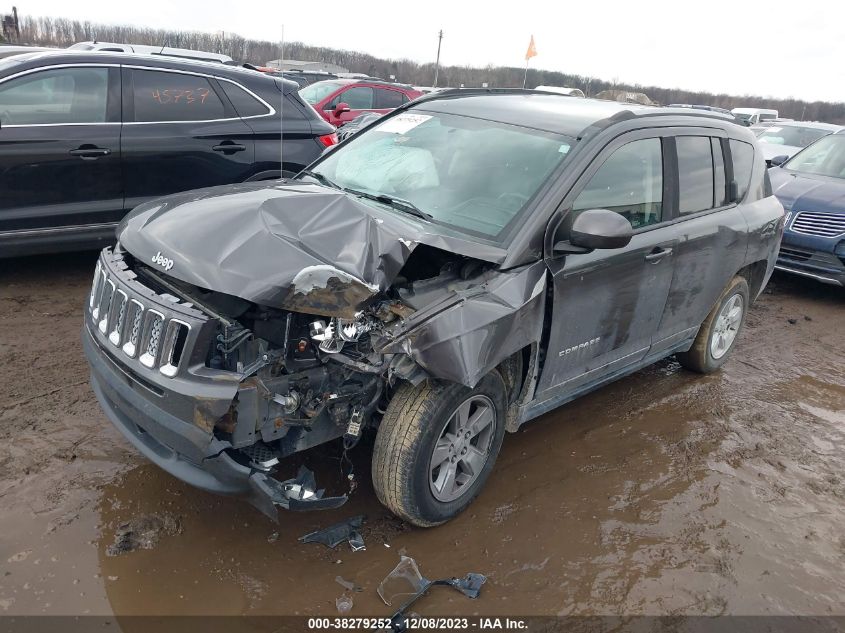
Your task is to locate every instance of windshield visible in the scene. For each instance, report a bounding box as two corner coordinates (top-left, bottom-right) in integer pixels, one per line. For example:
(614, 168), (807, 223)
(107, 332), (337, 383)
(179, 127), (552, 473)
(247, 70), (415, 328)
(307, 110), (574, 239)
(299, 80), (345, 104)
(758, 126), (832, 148)
(735, 113), (752, 121)
(784, 135), (845, 179)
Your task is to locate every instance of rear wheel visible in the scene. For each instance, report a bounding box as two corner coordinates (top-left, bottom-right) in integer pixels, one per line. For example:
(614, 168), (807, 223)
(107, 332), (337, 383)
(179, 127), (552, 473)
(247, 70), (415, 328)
(677, 276), (749, 373)
(372, 373), (507, 527)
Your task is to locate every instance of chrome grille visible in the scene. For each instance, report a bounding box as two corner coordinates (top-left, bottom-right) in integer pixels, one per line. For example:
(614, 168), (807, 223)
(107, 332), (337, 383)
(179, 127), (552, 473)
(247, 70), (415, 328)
(790, 212), (845, 238)
(91, 269), (107, 321)
(159, 320), (190, 377)
(108, 290), (128, 346)
(123, 300), (144, 358)
(89, 261), (102, 310)
(97, 280), (115, 334)
(140, 312), (164, 368)
(88, 257), (194, 378)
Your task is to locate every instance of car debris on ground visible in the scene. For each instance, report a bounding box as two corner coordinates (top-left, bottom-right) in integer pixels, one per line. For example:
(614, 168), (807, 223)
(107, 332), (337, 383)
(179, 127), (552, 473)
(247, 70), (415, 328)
(298, 515), (366, 550)
(377, 556), (487, 630)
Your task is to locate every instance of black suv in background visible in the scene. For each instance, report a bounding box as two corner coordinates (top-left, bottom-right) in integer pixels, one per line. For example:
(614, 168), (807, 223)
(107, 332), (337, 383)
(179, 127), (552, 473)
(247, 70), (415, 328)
(0, 51), (337, 256)
(83, 92), (784, 527)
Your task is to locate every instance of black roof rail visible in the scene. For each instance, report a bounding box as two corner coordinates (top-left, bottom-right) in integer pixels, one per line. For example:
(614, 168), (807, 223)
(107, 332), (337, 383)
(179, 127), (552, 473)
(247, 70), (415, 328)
(411, 87), (575, 105)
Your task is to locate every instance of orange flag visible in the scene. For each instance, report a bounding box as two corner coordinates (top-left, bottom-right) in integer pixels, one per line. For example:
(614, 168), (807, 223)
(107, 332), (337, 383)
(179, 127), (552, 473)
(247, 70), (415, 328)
(525, 35), (537, 61)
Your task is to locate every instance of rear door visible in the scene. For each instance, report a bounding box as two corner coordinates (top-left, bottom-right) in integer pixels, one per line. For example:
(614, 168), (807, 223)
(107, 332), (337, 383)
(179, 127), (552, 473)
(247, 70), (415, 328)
(121, 67), (256, 210)
(536, 132), (678, 399)
(373, 86), (409, 112)
(651, 134), (749, 353)
(0, 65), (122, 240)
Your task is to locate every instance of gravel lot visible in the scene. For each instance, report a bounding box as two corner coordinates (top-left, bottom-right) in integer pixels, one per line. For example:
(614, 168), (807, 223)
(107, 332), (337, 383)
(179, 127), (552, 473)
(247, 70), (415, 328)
(0, 252), (843, 618)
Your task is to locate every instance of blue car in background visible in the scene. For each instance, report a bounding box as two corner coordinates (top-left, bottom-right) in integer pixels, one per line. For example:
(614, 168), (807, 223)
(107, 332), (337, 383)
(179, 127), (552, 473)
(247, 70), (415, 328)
(769, 132), (845, 286)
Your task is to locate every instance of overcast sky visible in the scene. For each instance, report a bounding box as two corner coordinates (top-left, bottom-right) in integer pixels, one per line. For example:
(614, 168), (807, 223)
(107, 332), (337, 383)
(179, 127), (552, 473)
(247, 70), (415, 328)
(18, 0), (845, 102)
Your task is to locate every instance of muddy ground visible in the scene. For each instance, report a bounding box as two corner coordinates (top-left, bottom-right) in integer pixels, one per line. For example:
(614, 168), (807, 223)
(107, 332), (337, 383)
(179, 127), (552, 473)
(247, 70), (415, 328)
(0, 252), (843, 620)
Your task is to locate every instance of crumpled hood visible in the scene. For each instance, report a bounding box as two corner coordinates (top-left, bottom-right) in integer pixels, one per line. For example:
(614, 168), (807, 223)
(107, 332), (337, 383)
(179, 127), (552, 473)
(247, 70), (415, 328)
(769, 168), (845, 216)
(117, 181), (507, 317)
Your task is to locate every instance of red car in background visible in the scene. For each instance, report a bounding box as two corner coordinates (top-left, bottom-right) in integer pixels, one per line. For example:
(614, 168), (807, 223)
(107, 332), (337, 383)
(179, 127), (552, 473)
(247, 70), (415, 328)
(299, 79), (423, 127)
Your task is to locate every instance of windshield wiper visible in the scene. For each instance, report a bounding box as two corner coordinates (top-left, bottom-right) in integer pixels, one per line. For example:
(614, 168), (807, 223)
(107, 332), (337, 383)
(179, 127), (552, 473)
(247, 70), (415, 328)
(345, 188), (434, 222)
(298, 169), (341, 190)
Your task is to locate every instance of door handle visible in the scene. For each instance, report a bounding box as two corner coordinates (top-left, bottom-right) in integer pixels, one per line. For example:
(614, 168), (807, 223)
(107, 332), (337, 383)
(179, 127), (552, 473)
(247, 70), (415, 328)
(644, 247), (673, 262)
(69, 146), (111, 159)
(212, 142), (247, 153)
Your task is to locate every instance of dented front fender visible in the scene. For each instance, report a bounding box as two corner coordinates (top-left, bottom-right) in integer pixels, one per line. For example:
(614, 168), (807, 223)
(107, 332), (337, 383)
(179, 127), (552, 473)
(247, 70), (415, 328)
(379, 262), (547, 387)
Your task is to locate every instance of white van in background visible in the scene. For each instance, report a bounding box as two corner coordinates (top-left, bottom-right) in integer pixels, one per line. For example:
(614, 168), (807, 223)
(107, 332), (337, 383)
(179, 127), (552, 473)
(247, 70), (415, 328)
(731, 107), (779, 125)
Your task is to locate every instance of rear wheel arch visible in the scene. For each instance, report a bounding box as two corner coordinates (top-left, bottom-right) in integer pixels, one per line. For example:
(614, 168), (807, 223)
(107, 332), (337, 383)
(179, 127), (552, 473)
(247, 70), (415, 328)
(736, 260), (769, 302)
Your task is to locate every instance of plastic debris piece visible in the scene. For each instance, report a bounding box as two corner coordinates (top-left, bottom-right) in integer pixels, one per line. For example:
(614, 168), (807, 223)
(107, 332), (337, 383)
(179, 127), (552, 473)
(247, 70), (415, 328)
(298, 515), (365, 549)
(335, 576), (363, 593)
(378, 556), (427, 606)
(267, 532), (279, 543)
(377, 555), (487, 631)
(348, 530), (366, 552)
(335, 594), (353, 614)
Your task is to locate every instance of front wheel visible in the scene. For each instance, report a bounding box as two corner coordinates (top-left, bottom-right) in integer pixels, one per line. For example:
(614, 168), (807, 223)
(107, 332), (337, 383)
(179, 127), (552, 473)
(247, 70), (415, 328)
(372, 373), (507, 527)
(677, 275), (749, 373)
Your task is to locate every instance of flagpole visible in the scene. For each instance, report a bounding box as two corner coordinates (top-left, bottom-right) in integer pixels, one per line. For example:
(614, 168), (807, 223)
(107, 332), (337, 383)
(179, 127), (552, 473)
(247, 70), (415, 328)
(523, 59), (528, 89)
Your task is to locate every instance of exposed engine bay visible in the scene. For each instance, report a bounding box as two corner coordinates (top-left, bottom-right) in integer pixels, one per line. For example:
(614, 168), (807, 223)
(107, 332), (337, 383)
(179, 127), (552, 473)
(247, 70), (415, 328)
(124, 244), (516, 479)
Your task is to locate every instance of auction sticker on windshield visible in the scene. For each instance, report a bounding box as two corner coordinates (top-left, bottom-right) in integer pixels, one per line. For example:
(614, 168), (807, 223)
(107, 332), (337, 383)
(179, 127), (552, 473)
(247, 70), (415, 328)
(375, 113), (432, 134)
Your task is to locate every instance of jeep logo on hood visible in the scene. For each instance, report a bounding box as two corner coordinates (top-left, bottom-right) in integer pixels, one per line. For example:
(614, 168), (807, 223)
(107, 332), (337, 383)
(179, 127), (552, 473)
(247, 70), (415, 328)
(151, 251), (174, 271)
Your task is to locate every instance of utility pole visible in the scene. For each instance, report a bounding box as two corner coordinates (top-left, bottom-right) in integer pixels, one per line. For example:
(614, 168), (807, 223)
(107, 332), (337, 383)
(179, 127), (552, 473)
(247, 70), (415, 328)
(433, 30), (443, 88)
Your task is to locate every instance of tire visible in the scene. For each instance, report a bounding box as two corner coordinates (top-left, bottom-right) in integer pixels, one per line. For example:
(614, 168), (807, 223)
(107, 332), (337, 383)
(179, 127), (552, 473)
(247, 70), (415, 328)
(372, 373), (508, 527)
(677, 275), (750, 374)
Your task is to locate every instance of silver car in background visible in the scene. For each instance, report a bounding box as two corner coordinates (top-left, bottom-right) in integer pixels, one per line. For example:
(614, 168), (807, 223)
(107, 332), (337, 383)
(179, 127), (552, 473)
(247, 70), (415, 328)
(757, 121), (843, 165)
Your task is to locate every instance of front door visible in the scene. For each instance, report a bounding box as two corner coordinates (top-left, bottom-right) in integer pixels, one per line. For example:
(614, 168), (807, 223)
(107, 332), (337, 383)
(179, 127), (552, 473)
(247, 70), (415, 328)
(325, 86), (377, 127)
(0, 65), (122, 240)
(121, 67), (255, 211)
(537, 134), (677, 399)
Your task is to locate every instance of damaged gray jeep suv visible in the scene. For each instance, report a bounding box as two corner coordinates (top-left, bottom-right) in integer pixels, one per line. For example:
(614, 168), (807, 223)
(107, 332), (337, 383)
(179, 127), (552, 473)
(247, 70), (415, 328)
(83, 90), (784, 526)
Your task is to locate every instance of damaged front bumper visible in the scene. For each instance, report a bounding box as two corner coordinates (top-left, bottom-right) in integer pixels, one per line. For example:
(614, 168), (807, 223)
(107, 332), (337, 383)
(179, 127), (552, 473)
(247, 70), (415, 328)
(84, 325), (346, 519)
(82, 249), (346, 521)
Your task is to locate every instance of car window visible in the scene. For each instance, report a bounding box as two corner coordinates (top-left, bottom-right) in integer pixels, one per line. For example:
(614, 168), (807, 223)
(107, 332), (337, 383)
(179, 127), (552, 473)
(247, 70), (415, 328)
(783, 134), (845, 179)
(311, 111), (574, 239)
(677, 136), (715, 214)
(0, 67), (108, 125)
(376, 88), (406, 109)
(573, 138), (663, 229)
(299, 80), (345, 105)
(757, 125), (831, 149)
(338, 86), (374, 110)
(219, 80), (269, 118)
(730, 140), (754, 200)
(131, 69), (225, 123)
(712, 138), (727, 207)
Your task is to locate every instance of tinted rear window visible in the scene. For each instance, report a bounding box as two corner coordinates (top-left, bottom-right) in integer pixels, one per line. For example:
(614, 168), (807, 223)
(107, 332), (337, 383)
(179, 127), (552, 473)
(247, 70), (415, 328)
(677, 136), (714, 214)
(730, 140), (754, 201)
(132, 69), (225, 122)
(220, 80), (269, 118)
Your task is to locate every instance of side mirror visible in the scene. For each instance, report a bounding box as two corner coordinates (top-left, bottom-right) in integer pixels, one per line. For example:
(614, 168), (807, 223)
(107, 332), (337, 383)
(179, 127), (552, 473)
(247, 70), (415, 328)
(553, 208), (632, 254)
(334, 102), (351, 116)
(770, 154), (789, 167)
